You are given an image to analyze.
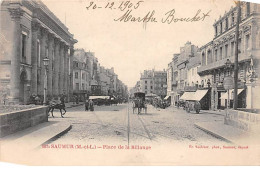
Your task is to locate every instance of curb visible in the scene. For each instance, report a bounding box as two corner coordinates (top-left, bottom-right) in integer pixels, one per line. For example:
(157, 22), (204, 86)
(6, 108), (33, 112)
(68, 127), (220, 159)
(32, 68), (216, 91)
(66, 103), (84, 108)
(34, 122), (72, 149)
(194, 123), (233, 143)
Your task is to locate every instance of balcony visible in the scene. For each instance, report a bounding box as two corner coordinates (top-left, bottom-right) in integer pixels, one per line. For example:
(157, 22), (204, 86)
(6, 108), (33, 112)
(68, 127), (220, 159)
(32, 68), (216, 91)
(184, 86), (197, 92)
(198, 52), (253, 74)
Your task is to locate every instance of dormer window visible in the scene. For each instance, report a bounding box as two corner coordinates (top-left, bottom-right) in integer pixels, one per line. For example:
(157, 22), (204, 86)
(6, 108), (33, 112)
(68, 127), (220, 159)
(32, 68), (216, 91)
(246, 2), (250, 16)
(231, 13), (235, 25)
(225, 18), (228, 30)
(220, 22), (223, 33)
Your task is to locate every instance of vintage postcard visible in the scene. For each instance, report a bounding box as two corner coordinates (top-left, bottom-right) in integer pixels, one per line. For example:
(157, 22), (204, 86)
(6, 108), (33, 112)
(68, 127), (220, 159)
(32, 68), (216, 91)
(0, 0), (260, 166)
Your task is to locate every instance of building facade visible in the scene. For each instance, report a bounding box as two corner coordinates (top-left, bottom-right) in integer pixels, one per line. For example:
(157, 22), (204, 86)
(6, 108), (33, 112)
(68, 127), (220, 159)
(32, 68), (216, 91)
(198, 2), (260, 110)
(153, 70), (167, 99)
(0, 0), (77, 104)
(137, 69), (167, 98)
(166, 42), (199, 105)
(140, 70), (154, 95)
(72, 49), (128, 100)
(72, 49), (90, 100)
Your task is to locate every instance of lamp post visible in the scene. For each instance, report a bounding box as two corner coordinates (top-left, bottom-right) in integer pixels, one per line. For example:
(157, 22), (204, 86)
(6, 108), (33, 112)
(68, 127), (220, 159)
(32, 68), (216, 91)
(233, 0), (241, 110)
(249, 55), (257, 109)
(224, 59), (232, 109)
(43, 57), (49, 105)
(207, 80), (211, 110)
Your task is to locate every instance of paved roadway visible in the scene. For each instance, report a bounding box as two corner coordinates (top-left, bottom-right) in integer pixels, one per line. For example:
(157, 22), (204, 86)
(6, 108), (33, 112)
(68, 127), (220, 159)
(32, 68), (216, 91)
(49, 103), (226, 146)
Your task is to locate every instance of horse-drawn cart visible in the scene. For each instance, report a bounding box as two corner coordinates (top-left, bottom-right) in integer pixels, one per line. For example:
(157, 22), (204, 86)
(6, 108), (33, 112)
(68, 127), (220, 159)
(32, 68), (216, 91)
(132, 92), (147, 114)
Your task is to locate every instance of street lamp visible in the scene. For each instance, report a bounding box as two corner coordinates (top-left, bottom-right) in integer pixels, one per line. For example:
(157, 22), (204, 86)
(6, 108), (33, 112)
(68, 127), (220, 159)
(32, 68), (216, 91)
(225, 59), (232, 75)
(43, 56), (49, 105)
(207, 79), (211, 110)
(224, 59), (233, 109)
(248, 55), (257, 109)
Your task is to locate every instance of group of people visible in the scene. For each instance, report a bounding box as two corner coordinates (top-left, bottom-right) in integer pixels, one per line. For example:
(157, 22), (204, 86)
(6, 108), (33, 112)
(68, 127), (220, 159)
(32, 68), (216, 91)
(85, 99), (94, 111)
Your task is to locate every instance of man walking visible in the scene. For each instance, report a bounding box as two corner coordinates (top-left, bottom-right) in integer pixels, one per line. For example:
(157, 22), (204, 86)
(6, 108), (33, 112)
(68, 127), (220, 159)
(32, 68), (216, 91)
(89, 99), (94, 111)
(85, 99), (89, 111)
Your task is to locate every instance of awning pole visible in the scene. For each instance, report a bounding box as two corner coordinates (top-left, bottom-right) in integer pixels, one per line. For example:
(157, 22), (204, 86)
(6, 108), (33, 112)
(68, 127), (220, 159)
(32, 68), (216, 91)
(227, 89), (230, 109)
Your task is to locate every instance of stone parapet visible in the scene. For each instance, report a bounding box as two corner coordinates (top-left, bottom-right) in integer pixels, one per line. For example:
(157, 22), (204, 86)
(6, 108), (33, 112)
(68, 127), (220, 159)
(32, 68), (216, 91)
(224, 109), (260, 132)
(0, 106), (48, 137)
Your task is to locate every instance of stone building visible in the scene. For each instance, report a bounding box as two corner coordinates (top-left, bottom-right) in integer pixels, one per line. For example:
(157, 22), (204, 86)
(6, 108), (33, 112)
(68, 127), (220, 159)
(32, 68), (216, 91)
(166, 59), (175, 105)
(0, 0), (77, 104)
(198, 2), (260, 110)
(140, 70), (154, 95)
(153, 70), (167, 99)
(72, 49), (90, 100)
(138, 69), (167, 98)
(166, 42), (199, 105)
(99, 66), (111, 95)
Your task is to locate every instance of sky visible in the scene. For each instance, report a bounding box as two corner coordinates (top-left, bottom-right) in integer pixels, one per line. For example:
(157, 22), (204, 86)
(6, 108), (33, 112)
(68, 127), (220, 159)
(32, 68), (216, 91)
(42, 0), (237, 88)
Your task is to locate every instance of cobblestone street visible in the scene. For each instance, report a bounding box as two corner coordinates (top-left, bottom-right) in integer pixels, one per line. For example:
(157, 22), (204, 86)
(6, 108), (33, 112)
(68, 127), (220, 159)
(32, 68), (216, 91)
(49, 103), (226, 146)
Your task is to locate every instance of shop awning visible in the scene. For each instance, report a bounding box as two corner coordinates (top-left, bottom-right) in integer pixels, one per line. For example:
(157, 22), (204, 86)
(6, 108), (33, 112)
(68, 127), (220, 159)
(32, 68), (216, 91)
(220, 89), (244, 100)
(190, 90), (208, 101)
(179, 92), (196, 100)
(89, 96), (110, 100)
(164, 95), (171, 100)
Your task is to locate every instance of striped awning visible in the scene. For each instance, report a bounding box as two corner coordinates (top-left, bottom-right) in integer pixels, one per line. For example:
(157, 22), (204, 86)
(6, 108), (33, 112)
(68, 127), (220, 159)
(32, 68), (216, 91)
(220, 89), (244, 100)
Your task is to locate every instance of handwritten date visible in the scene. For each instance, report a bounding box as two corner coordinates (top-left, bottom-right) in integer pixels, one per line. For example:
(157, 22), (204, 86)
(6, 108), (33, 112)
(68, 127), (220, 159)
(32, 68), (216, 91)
(86, 1), (144, 11)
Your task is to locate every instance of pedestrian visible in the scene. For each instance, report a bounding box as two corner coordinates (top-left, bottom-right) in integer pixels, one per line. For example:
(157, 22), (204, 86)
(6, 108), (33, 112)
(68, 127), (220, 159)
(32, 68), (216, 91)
(89, 99), (94, 111)
(85, 99), (89, 111)
(76, 95), (79, 104)
(35, 95), (40, 105)
(60, 95), (65, 104)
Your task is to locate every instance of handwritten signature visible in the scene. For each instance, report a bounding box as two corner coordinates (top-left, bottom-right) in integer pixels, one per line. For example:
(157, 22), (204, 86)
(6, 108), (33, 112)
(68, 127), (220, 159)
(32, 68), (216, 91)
(114, 9), (211, 29)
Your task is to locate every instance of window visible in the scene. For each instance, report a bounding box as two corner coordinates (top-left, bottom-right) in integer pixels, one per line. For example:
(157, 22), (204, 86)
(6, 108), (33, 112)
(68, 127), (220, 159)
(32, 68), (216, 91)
(82, 73), (84, 79)
(215, 49), (218, 61)
(238, 38), (242, 53)
(52, 50), (54, 71)
(145, 81), (147, 84)
(145, 86), (147, 89)
(151, 86), (153, 89)
(76, 83), (79, 90)
(231, 13), (235, 25)
(215, 26), (218, 36)
(82, 84), (84, 90)
(246, 2), (250, 16)
(21, 34), (26, 63)
(225, 18), (229, 30)
(207, 50), (212, 64)
(246, 34), (250, 50)
(220, 22), (223, 33)
(202, 52), (206, 66)
(75, 72), (78, 79)
(231, 41), (234, 56)
(219, 47), (223, 60)
(225, 44), (228, 58)
(46, 46), (49, 58)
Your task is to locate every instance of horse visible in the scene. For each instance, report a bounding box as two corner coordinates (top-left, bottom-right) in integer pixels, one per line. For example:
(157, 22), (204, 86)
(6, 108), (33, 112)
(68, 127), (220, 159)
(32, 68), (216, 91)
(48, 102), (66, 118)
(133, 99), (147, 114)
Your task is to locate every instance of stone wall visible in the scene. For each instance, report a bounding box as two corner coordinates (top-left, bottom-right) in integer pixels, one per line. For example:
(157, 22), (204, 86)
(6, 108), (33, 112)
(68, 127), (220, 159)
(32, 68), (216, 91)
(224, 109), (260, 132)
(0, 106), (48, 137)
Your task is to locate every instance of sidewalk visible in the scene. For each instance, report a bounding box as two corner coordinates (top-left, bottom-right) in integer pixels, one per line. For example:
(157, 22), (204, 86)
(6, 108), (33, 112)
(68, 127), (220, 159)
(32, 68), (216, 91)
(65, 101), (84, 108)
(199, 109), (226, 116)
(194, 121), (259, 144)
(0, 120), (71, 151)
